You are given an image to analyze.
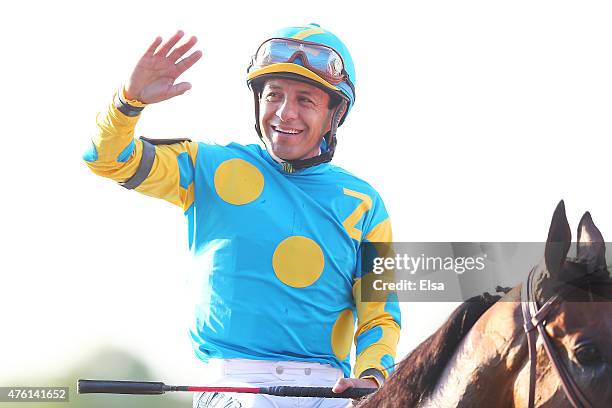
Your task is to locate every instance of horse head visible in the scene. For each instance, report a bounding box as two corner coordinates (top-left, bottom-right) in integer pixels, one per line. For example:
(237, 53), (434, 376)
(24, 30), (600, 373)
(356, 200), (611, 408)
(522, 200), (612, 407)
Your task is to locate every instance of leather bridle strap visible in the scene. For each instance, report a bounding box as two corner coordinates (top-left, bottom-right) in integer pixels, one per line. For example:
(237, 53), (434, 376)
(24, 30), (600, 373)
(521, 276), (551, 408)
(538, 323), (592, 407)
(521, 269), (593, 408)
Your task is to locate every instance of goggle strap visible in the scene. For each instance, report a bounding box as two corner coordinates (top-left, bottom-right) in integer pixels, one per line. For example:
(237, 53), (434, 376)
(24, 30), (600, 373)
(253, 91), (264, 143)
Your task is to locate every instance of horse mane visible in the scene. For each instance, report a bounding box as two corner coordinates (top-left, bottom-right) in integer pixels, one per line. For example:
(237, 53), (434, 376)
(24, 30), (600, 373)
(358, 291), (505, 407)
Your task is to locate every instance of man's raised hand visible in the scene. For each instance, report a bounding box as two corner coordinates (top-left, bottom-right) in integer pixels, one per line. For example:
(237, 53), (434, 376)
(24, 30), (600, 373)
(124, 30), (203, 104)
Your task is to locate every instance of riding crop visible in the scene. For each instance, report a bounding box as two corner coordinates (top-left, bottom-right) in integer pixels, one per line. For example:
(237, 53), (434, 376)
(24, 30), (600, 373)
(78, 379), (376, 399)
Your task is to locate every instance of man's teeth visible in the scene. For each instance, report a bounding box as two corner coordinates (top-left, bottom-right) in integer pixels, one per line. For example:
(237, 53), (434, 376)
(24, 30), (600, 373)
(274, 127), (302, 134)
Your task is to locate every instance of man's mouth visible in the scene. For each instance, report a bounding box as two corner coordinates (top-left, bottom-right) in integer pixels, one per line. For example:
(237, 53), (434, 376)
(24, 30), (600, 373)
(272, 125), (303, 135)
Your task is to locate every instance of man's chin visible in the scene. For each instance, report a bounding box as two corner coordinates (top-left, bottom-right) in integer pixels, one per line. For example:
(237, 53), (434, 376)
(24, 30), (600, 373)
(267, 142), (300, 161)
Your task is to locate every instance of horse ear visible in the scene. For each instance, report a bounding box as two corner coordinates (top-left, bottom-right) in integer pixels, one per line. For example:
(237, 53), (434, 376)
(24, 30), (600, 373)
(577, 211), (607, 272)
(544, 200), (571, 277)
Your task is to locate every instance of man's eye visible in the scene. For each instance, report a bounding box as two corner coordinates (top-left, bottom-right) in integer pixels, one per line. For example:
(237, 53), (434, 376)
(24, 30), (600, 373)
(265, 93), (279, 100)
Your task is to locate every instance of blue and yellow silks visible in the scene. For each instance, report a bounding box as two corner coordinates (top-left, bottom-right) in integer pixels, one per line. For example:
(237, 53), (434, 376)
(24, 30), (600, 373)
(84, 95), (401, 380)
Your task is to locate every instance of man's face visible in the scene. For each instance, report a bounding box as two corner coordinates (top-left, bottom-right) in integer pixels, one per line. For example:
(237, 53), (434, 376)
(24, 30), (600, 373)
(259, 78), (333, 161)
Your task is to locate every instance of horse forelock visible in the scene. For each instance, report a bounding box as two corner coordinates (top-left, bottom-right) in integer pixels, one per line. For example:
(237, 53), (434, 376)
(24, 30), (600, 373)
(533, 258), (612, 305)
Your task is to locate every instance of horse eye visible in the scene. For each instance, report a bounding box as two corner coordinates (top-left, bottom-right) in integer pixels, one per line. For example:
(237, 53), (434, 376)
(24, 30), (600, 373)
(574, 343), (602, 365)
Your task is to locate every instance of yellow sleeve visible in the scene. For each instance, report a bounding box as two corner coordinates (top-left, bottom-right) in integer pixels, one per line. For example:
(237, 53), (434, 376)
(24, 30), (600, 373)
(83, 92), (199, 211)
(353, 218), (401, 385)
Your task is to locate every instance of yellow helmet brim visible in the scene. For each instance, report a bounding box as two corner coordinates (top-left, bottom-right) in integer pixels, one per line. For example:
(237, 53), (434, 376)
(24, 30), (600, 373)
(247, 63), (340, 92)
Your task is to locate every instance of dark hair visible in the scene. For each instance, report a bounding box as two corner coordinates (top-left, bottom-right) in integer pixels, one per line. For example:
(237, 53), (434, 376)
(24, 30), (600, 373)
(356, 292), (503, 407)
(327, 91), (342, 109)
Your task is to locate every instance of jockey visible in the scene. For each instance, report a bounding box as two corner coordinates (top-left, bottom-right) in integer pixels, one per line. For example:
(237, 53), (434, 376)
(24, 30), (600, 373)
(83, 24), (401, 408)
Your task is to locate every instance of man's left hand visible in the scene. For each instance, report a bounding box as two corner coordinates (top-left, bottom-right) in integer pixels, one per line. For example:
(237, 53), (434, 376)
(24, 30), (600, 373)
(332, 377), (378, 394)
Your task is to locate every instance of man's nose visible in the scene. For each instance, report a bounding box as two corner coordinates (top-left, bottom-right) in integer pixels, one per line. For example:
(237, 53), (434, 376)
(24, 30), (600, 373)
(276, 98), (298, 122)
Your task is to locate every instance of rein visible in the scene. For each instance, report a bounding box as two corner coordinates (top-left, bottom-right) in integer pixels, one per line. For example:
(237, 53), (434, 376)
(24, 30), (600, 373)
(520, 268), (594, 408)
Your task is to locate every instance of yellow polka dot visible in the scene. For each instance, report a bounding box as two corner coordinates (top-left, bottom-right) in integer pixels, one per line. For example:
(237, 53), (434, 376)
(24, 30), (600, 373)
(331, 309), (354, 360)
(272, 236), (324, 288)
(214, 159), (264, 205)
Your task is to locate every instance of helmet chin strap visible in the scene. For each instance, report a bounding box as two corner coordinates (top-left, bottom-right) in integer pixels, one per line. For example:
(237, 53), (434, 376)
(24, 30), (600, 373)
(253, 92), (347, 173)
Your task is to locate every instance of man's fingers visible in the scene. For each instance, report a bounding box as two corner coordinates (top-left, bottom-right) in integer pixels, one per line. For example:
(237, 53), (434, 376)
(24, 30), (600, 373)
(176, 50), (203, 75)
(332, 378), (352, 393)
(167, 82), (192, 99)
(168, 36), (198, 63)
(143, 36), (163, 56)
(156, 30), (185, 57)
(332, 378), (378, 394)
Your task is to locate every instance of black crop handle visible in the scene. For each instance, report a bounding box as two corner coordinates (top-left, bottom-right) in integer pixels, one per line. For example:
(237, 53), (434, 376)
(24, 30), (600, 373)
(78, 380), (166, 395)
(264, 385), (374, 399)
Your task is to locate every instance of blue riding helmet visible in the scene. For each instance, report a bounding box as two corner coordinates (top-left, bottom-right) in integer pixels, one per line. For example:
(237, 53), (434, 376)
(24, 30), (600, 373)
(246, 24), (356, 172)
(247, 23), (356, 125)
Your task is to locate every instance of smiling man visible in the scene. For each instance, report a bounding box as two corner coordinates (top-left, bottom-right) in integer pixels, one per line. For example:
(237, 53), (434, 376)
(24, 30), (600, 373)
(259, 79), (335, 161)
(84, 24), (400, 408)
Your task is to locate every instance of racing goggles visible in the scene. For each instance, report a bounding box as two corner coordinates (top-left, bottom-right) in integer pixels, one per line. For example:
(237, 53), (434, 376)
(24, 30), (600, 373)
(249, 38), (348, 85)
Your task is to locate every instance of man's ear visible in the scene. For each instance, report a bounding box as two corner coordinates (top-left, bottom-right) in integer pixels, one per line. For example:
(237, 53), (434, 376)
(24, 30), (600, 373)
(326, 100), (347, 132)
(336, 102), (347, 119)
(333, 101), (347, 126)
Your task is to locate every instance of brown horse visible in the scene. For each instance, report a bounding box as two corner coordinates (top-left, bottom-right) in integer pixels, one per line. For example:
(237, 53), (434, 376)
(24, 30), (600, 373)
(357, 201), (611, 407)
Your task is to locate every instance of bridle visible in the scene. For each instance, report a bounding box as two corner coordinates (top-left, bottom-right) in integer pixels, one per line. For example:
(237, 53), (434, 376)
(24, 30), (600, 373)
(521, 266), (594, 408)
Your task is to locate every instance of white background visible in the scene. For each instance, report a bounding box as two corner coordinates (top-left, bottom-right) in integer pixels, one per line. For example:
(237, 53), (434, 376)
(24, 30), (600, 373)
(1, 0), (611, 385)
